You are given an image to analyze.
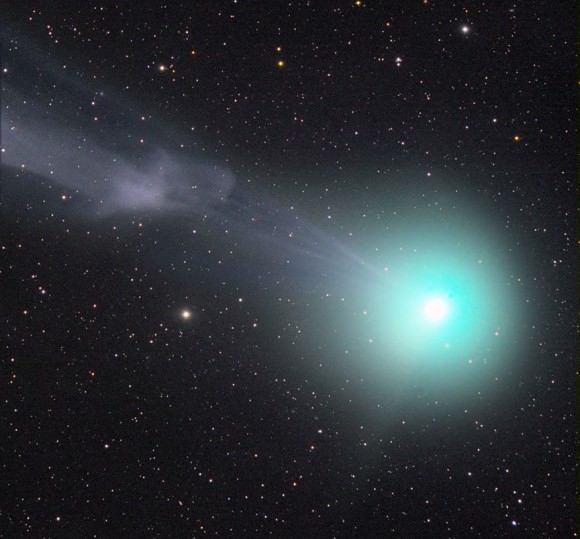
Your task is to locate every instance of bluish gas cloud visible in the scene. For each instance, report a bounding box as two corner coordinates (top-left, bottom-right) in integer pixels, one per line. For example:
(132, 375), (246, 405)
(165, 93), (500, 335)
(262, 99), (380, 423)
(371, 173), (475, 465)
(1, 64), (363, 279)
(1, 87), (235, 218)
(1, 35), (526, 407)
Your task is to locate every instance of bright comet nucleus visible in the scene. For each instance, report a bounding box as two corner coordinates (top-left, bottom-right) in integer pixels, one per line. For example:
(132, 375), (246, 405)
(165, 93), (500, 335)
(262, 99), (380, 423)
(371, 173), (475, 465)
(423, 296), (450, 323)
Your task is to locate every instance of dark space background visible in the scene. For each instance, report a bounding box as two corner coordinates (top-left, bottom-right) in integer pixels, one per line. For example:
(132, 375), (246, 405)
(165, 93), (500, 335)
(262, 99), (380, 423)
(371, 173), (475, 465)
(1, 1), (576, 537)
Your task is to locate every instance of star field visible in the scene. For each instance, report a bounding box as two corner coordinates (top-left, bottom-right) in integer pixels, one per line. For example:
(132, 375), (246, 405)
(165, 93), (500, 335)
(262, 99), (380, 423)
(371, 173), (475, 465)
(1, 1), (576, 537)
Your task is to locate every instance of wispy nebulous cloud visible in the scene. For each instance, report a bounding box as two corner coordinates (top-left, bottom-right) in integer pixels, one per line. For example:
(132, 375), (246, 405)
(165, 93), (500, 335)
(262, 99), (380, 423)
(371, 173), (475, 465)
(3, 110), (234, 217)
(1, 44), (235, 218)
(0, 34), (361, 276)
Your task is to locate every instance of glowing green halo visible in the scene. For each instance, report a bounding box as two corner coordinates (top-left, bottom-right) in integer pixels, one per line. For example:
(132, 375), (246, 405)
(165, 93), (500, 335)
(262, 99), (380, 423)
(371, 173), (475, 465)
(329, 209), (526, 407)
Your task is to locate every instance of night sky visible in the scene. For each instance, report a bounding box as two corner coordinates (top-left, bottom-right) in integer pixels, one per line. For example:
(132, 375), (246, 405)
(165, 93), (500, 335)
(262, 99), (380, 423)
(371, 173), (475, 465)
(1, 1), (577, 537)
